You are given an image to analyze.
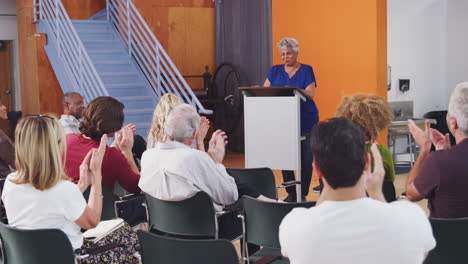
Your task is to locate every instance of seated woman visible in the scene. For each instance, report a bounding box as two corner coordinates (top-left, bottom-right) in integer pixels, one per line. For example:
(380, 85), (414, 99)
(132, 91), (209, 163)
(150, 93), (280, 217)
(147, 93), (209, 151)
(65, 96), (140, 193)
(335, 94), (396, 182)
(2, 115), (139, 263)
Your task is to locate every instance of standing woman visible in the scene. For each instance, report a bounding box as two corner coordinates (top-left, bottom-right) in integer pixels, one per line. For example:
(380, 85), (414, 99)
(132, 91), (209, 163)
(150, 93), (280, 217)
(264, 37), (319, 201)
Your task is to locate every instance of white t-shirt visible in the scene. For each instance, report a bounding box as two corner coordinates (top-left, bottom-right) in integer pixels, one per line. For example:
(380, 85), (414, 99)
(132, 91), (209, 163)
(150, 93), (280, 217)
(279, 198), (436, 264)
(2, 173), (87, 249)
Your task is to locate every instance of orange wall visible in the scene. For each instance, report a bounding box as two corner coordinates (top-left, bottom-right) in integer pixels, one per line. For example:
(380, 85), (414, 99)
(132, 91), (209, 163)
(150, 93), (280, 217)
(272, 0), (387, 142)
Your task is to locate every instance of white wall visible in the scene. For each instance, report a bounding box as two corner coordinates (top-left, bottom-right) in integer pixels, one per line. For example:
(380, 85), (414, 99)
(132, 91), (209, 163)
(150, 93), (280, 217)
(0, 0), (21, 110)
(388, 0), (448, 117)
(388, 0), (468, 117)
(446, 0), (468, 100)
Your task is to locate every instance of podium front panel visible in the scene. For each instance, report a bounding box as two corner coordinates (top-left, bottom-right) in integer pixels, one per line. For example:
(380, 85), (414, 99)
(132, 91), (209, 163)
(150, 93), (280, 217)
(244, 96), (300, 170)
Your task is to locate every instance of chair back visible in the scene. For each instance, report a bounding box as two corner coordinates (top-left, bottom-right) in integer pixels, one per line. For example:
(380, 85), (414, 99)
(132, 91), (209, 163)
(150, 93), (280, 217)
(83, 184), (115, 220)
(242, 196), (316, 248)
(382, 180), (397, 202)
(0, 223), (75, 264)
(227, 167), (277, 199)
(424, 218), (468, 264)
(144, 192), (217, 237)
(137, 230), (239, 264)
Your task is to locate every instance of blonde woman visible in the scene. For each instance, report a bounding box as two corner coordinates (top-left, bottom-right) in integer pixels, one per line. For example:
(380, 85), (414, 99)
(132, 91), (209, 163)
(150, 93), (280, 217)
(147, 93), (210, 151)
(335, 94), (396, 182)
(2, 115), (105, 250)
(2, 115), (140, 263)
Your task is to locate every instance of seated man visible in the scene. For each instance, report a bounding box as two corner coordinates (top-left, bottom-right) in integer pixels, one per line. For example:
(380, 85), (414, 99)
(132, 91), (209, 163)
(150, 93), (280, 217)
(139, 104), (275, 211)
(59, 92), (85, 135)
(406, 82), (468, 218)
(0, 104), (15, 178)
(279, 118), (435, 264)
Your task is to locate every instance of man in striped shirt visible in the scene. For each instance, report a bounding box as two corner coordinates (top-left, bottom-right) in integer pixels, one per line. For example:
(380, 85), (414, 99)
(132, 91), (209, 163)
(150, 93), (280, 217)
(59, 92), (85, 135)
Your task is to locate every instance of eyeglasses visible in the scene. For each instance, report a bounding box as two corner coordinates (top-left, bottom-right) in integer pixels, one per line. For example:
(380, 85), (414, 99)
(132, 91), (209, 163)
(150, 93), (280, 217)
(24, 114), (55, 120)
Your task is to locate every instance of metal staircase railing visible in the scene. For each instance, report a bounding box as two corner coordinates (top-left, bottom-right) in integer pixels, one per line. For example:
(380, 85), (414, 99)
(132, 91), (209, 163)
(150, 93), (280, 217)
(106, 0), (213, 114)
(33, 0), (108, 103)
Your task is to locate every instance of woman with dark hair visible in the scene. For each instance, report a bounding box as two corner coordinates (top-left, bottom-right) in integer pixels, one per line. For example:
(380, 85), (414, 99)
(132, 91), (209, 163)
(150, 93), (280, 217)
(65, 96), (140, 193)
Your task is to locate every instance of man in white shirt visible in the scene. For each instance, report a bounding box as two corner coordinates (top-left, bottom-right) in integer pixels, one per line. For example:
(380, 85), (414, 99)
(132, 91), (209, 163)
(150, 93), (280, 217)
(140, 104), (271, 210)
(279, 117), (435, 264)
(59, 92), (85, 135)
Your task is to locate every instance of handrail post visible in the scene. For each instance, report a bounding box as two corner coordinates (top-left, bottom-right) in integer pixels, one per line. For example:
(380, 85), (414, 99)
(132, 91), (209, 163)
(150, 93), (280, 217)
(106, 0), (110, 22)
(55, 0), (60, 58)
(127, 0), (131, 56)
(155, 46), (162, 99)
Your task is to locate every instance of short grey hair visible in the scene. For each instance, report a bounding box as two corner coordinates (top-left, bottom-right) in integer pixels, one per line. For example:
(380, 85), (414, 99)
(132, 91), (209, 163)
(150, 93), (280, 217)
(62, 92), (82, 105)
(165, 104), (200, 142)
(277, 37), (299, 52)
(448, 82), (468, 136)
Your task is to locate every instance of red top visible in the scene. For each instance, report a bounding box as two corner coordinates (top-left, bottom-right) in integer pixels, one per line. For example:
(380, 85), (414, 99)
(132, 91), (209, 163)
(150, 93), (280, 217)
(65, 134), (141, 194)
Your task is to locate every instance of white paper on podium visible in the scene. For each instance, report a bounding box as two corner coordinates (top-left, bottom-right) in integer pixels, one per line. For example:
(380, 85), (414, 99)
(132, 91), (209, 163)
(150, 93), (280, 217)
(244, 96), (300, 171)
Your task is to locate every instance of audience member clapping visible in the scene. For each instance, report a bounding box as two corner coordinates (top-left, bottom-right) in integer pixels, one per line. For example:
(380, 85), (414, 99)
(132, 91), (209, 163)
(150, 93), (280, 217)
(65, 96), (140, 194)
(0, 104), (14, 178)
(139, 104), (278, 211)
(406, 82), (468, 218)
(336, 94), (395, 182)
(279, 118), (435, 264)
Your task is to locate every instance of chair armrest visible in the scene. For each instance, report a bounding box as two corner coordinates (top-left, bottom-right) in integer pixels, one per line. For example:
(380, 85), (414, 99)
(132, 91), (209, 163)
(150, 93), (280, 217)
(277, 180), (301, 188)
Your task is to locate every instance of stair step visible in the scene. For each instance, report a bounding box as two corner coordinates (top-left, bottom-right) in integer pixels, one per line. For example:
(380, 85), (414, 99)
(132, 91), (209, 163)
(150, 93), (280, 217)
(107, 83), (146, 89)
(124, 109), (154, 123)
(78, 32), (116, 41)
(100, 72), (144, 84)
(83, 40), (123, 50)
(117, 95), (156, 109)
(73, 20), (110, 31)
(94, 61), (135, 72)
(89, 52), (129, 61)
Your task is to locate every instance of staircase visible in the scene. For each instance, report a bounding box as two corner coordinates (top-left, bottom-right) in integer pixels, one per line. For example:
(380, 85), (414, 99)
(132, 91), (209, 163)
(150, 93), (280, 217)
(33, 0), (211, 138)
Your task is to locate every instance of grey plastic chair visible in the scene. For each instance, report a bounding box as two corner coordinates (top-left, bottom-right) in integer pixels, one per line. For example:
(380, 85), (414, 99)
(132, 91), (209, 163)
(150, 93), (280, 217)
(240, 196), (316, 264)
(144, 192), (239, 240)
(227, 167), (277, 199)
(424, 218), (468, 264)
(137, 230), (239, 264)
(0, 223), (76, 264)
(82, 184), (116, 221)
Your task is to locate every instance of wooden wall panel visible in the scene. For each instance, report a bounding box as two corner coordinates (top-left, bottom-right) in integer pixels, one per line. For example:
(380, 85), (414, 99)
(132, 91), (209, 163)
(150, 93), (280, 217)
(16, 0), (62, 116)
(134, 0), (215, 90)
(0, 41), (13, 136)
(62, 0), (106, 20)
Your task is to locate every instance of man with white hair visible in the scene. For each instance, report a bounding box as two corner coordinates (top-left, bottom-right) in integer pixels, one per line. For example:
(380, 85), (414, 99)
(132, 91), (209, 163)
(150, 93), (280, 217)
(406, 82), (468, 218)
(139, 104), (273, 211)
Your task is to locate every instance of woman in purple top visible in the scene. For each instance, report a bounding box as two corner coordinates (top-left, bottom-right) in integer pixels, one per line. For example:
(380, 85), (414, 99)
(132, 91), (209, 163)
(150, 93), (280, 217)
(264, 37), (319, 201)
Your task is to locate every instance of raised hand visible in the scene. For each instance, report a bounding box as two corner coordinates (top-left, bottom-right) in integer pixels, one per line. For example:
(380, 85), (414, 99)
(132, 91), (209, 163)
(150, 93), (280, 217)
(115, 127), (134, 153)
(408, 119), (432, 151)
(78, 149), (93, 192)
(89, 135), (108, 184)
(196, 116), (210, 147)
(208, 130), (228, 164)
(431, 128), (450, 151)
(0, 105), (7, 120)
(123, 123), (136, 135)
(366, 143), (386, 201)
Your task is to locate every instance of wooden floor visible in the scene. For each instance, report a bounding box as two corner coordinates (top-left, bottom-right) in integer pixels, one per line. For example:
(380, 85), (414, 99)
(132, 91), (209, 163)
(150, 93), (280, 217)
(223, 151), (429, 215)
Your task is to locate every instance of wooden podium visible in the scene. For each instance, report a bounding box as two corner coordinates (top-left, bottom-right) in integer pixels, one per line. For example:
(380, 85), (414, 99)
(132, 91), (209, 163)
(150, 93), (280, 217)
(240, 86), (307, 202)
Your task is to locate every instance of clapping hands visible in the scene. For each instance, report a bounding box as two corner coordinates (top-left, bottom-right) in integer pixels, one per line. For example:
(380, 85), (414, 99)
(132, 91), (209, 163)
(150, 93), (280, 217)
(365, 143), (386, 201)
(78, 135), (108, 191)
(208, 130), (228, 164)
